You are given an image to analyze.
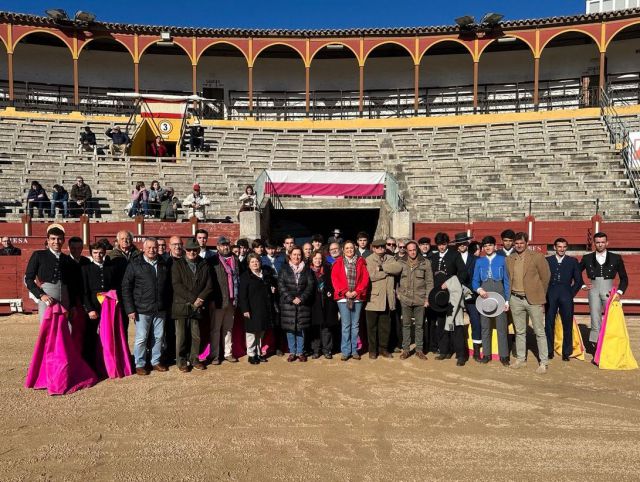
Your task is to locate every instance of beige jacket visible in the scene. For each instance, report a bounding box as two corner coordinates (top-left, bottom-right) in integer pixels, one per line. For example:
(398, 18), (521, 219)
(397, 256), (434, 307)
(365, 253), (402, 311)
(506, 248), (551, 305)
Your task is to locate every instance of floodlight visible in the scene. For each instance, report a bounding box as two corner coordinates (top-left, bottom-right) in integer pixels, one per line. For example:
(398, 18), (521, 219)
(45, 8), (69, 21)
(480, 13), (504, 25)
(74, 10), (96, 23)
(326, 44), (344, 50)
(160, 31), (172, 41)
(455, 15), (476, 28)
(497, 37), (517, 43)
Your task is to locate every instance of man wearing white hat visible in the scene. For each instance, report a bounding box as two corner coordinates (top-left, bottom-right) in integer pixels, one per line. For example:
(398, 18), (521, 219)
(472, 236), (511, 366)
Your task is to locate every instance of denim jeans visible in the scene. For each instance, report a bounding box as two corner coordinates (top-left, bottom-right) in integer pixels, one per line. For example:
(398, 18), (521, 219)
(50, 199), (69, 217)
(338, 301), (362, 356)
(286, 331), (304, 355)
(129, 199), (149, 217)
(134, 313), (165, 368)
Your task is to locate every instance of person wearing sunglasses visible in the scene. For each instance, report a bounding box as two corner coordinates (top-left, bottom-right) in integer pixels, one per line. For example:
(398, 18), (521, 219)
(385, 237), (397, 256)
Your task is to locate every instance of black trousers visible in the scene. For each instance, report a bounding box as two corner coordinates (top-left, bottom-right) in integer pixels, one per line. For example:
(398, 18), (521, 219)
(175, 317), (201, 366)
(425, 308), (439, 353)
(366, 309), (391, 354)
(387, 307), (403, 350)
(310, 325), (333, 355)
(545, 290), (574, 358)
(437, 316), (468, 359)
(82, 317), (99, 370)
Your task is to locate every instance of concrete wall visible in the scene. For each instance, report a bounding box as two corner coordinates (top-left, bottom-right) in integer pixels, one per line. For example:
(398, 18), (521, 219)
(78, 49), (134, 90)
(138, 52), (192, 92)
(253, 58), (306, 92)
(606, 37), (640, 74)
(420, 52), (474, 88)
(13, 43), (73, 85)
(197, 55), (248, 97)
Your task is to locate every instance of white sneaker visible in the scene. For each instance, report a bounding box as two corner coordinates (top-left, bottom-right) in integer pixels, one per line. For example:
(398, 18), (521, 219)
(535, 364), (548, 374)
(510, 360), (526, 369)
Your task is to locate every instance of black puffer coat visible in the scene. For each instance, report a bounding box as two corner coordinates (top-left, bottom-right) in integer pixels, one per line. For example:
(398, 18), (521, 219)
(238, 268), (277, 333)
(277, 263), (315, 332)
(121, 256), (170, 316)
(310, 263), (339, 328)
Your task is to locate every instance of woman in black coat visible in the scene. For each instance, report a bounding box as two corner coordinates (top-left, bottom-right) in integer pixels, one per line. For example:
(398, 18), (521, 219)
(309, 251), (339, 359)
(278, 246), (315, 362)
(238, 253), (277, 365)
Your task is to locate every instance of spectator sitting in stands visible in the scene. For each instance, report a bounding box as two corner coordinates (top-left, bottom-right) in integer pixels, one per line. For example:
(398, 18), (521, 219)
(26, 181), (49, 218)
(148, 180), (165, 218)
(79, 126), (97, 154)
(189, 122), (205, 152)
(183, 183), (210, 220)
(128, 181), (149, 218)
(238, 185), (257, 214)
(69, 176), (94, 217)
(160, 186), (179, 220)
(0, 236), (21, 255)
(50, 184), (69, 218)
(106, 126), (131, 157)
(150, 136), (168, 157)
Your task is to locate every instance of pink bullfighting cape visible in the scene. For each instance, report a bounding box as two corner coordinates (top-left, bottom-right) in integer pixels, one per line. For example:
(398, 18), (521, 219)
(25, 304), (98, 395)
(95, 290), (133, 379)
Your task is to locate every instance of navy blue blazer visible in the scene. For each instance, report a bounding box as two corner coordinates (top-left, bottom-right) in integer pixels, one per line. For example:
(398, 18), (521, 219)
(546, 255), (582, 298)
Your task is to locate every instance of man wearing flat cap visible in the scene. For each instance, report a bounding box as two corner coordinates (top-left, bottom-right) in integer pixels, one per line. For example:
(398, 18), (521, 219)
(172, 238), (213, 372)
(365, 239), (403, 359)
(207, 235), (240, 364)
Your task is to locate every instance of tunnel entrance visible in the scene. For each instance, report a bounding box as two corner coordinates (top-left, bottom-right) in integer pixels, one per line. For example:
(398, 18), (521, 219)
(267, 208), (380, 244)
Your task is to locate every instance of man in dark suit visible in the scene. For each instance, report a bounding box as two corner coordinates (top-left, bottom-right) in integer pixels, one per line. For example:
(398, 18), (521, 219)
(545, 237), (582, 361)
(81, 242), (119, 367)
(25, 225), (81, 323)
(430, 232), (468, 359)
(457, 236), (482, 360)
(496, 229), (515, 257)
(580, 231), (629, 347)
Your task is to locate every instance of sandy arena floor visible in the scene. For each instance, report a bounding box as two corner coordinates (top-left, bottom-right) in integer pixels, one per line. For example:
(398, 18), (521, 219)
(1, 313), (640, 481)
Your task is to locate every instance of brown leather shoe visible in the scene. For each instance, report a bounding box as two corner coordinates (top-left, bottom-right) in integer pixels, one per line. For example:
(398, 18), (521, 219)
(415, 351), (427, 360)
(178, 365), (190, 373)
(379, 350), (393, 359)
(400, 350), (410, 360)
(136, 367), (149, 376)
(152, 364), (168, 372)
(369, 352), (378, 359)
(193, 362), (206, 370)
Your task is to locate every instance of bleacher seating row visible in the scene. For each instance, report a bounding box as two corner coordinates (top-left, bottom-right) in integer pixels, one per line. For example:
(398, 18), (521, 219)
(0, 114), (638, 221)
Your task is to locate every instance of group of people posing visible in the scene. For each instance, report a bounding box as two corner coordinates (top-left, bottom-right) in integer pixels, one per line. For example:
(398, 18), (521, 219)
(24, 225), (628, 376)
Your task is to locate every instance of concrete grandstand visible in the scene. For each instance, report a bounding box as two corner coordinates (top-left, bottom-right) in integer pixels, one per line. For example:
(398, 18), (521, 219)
(0, 7), (638, 311)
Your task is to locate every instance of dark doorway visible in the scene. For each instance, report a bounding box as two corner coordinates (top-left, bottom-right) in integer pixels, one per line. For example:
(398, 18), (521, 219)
(268, 208), (380, 244)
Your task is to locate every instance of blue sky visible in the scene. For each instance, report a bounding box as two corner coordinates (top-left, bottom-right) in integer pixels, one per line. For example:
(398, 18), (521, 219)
(1, 0), (587, 29)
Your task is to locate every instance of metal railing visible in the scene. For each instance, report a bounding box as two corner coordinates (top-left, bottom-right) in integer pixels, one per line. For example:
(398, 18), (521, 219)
(0, 74), (626, 119)
(599, 87), (640, 203)
(254, 169), (284, 210)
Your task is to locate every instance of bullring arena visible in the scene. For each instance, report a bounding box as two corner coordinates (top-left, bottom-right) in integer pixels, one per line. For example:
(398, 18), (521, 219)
(1, 3), (640, 480)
